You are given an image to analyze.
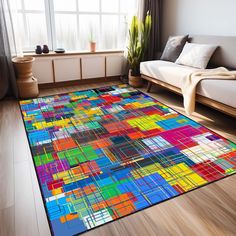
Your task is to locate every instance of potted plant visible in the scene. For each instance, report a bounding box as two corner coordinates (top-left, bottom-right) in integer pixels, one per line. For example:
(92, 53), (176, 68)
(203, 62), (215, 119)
(127, 12), (152, 87)
(89, 27), (96, 53)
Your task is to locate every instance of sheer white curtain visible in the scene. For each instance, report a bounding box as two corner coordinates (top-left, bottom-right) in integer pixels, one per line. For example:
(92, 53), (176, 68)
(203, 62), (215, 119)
(137, 0), (145, 21)
(124, 0), (144, 50)
(3, 0), (23, 56)
(121, 0), (145, 81)
(0, 0), (20, 99)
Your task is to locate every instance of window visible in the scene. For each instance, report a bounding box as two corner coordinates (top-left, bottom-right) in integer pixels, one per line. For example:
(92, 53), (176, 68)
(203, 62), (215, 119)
(16, 0), (48, 51)
(17, 0), (137, 52)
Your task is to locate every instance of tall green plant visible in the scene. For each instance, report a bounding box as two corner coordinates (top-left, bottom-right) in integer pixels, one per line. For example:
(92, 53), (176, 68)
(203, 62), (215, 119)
(127, 12), (152, 76)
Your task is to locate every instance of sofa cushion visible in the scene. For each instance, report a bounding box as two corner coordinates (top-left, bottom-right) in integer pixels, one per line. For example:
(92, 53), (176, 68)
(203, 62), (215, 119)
(197, 80), (236, 108)
(160, 35), (189, 62)
(140, 60), (199, 88)
(175, 42), (217, 69)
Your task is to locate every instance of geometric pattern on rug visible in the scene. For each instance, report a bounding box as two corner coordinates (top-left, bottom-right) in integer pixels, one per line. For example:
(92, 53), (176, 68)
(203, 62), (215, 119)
(20, 84), (236, 236)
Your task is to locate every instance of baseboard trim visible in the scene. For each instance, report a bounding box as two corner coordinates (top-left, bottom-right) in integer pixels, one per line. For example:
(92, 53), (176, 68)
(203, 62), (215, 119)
(38, 76), (121, 89)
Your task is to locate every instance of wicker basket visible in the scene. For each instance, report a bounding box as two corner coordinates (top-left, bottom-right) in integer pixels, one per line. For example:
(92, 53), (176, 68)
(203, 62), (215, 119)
(12, 57), (39, 99)
(17, 77), (39, 99)
(128, 70), (143, 88)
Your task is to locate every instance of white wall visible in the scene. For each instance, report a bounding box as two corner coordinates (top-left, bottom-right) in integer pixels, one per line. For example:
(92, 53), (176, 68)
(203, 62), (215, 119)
(162, 0), (236, 46)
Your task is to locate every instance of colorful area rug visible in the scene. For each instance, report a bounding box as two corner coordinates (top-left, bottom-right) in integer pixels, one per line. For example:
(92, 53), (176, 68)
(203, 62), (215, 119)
(20, 84), (236, 236)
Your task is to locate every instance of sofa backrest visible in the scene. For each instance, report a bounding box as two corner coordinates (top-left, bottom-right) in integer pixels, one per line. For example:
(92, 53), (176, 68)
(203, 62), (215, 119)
(189, 35), (236, 69)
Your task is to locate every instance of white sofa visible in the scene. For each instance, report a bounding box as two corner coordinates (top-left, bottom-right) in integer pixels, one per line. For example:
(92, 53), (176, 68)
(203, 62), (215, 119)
(140, 35), (236, 117)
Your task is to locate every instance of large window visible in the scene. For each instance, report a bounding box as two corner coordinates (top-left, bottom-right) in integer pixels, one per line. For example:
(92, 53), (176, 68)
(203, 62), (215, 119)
(16, 0), (137, 52)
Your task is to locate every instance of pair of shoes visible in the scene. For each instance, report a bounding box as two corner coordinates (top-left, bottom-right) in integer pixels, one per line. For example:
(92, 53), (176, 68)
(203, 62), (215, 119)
(35, 45), (49, 54)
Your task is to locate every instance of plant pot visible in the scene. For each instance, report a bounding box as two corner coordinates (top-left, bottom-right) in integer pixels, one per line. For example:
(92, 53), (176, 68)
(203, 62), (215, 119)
(89, 42), (96, 52)
(12, 56), (39, 98)
(128, 70), (143, 88)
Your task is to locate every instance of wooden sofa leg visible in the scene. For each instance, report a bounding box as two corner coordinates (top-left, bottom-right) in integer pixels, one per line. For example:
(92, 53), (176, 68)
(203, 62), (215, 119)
(147, 81), (152, 92)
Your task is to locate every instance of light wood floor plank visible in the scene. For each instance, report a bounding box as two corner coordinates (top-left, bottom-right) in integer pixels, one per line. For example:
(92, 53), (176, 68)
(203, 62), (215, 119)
(0, 207), (15, 236)
(14, 161), (39, 236)
(0, 101), (15, 210)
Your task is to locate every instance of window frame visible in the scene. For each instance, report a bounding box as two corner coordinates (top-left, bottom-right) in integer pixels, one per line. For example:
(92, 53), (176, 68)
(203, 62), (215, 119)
(17, 0), (134, 52)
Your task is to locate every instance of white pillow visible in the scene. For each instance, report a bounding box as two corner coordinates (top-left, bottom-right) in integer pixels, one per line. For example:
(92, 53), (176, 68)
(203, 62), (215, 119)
(175, 42), (217, 69)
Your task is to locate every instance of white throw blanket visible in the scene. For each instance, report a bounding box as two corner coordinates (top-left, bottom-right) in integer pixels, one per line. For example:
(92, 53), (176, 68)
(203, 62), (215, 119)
(182, 67), (236, 115)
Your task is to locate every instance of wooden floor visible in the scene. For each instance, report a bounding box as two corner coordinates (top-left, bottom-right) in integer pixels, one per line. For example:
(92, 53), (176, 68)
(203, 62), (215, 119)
(0, 80), (236, 236)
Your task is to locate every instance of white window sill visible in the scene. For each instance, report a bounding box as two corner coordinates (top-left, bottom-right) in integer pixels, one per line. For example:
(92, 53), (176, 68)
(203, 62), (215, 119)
(24, 49), (124, 57)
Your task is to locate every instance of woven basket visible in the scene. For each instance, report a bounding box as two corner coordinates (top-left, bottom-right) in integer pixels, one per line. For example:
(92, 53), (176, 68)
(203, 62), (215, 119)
(17, 77), (39, 99)
(12, 57), (39, 99)
(128, 70), (143, 88)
